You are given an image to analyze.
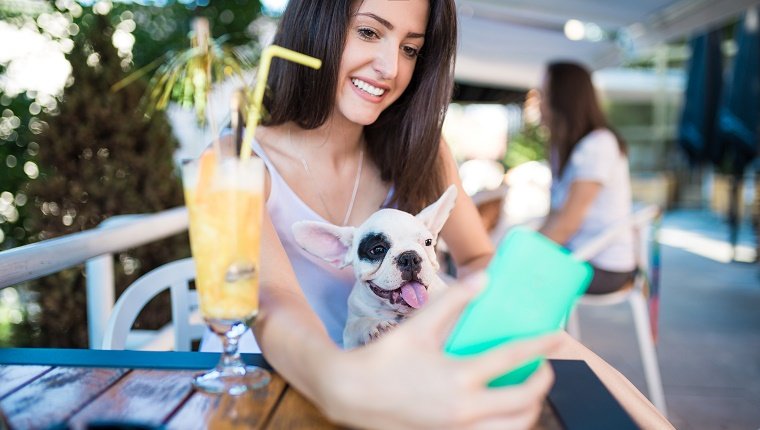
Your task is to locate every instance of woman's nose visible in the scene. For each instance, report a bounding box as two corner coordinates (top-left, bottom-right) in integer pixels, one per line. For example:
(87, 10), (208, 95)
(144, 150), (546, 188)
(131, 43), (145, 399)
(373, 43), (399, 80)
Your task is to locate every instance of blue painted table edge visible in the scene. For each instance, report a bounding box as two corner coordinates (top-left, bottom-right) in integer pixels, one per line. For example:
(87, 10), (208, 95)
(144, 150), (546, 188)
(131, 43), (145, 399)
(0, 348), (272, 370)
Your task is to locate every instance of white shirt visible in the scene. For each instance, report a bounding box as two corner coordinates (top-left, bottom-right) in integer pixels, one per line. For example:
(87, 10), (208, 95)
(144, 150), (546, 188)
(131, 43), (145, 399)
(550, 129), (635, 272)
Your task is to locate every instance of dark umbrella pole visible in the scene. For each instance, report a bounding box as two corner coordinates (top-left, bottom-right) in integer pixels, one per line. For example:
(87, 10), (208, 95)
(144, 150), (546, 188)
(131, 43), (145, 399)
(755, 169), (760, 264)
(728, 174), (741, 261)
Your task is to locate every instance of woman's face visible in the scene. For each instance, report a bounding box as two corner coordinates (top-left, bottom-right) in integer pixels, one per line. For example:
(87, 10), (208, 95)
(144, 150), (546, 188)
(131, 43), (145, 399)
(334, 0), (429, 126)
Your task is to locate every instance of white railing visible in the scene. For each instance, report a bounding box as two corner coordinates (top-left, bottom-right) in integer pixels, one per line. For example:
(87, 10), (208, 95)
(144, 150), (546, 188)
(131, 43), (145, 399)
(0, 207), (188, 347)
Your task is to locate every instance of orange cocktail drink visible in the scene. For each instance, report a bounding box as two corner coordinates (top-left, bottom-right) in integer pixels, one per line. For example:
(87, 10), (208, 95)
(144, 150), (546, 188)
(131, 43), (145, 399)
(180, 44), (319, 396)
(183, 152), (264, 321)
(182, 151), (269, 395)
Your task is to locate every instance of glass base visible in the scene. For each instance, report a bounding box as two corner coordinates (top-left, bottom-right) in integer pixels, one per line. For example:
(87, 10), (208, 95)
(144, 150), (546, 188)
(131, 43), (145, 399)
(193, 365), (271, 396)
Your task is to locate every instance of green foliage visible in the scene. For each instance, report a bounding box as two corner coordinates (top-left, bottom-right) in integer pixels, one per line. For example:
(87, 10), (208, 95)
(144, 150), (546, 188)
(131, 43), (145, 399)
(107, 1), (262, 70)
(117, 28), (259, 125)
(0, 95), (39, 250)
(0, 1), (62, 251)
(15, 14), (190, 347)
(606, 101), (653, 128)
(1, 1), (262, 251)
(1, 1), (263, 347)
(107, 1), (262, 125)
(503, 123), (549, 169)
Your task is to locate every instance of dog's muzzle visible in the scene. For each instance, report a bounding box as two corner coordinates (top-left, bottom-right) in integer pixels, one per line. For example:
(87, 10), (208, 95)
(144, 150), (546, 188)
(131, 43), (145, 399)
(367, 280), (429, 309)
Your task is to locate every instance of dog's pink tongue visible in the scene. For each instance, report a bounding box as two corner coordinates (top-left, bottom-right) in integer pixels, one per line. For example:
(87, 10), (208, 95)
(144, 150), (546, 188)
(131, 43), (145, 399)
(400, 282), (428, 309)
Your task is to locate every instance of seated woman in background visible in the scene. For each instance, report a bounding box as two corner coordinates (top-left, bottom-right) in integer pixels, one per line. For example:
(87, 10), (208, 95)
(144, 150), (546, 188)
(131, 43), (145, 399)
(538, 61), (637, 294)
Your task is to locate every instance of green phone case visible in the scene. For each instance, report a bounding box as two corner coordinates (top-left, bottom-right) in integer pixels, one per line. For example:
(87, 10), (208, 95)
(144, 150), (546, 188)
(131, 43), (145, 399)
(444, 227), (593, 386)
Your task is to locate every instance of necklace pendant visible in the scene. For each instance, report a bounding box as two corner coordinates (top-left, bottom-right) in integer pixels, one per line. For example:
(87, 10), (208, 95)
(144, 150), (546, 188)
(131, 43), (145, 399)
(291, 126), (364, 227)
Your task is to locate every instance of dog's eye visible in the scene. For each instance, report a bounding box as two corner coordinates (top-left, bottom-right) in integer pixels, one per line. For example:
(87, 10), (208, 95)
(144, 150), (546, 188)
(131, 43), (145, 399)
(425, 239), (432, 246)
(369, 245), (387, 256)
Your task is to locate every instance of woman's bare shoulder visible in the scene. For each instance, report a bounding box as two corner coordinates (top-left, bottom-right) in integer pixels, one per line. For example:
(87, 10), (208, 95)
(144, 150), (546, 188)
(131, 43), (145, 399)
(256, 125), (295, 159)
(256, 124), (308, 180)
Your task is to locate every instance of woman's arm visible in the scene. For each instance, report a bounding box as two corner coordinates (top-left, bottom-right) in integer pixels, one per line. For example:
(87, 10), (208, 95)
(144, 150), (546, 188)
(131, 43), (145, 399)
(253, 211), (342, 401)
(250, 141), (561, 427)
(245, 134), (344, 401)
(253, 214), (563, 428)
(540, 180), (601, 245)
(437, 140), (495, 277)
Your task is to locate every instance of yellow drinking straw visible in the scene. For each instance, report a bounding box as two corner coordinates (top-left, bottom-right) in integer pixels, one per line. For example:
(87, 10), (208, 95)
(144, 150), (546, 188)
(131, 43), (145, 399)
(240, 45), (322, 160)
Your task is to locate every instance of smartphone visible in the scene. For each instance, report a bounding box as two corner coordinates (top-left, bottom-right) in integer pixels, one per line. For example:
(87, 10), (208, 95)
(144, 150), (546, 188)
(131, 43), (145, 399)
(444, 227), (593, 386)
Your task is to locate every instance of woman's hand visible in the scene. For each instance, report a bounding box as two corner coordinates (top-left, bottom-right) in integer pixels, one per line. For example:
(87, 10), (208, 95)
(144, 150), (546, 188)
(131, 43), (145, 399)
(318, 278), (563, 430)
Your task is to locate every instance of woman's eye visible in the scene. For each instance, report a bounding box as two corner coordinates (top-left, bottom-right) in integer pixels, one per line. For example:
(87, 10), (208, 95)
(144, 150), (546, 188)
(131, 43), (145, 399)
(425, 239), (432, 246)
(370, 245), (387, 256)
(358, 27), (379, 40)
(402, 46), (419, 58)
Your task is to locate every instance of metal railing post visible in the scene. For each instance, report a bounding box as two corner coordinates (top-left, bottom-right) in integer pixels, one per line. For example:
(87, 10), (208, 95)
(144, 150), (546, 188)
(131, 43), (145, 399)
(84, 214), (145, 349)
(85, 254), (115, 349)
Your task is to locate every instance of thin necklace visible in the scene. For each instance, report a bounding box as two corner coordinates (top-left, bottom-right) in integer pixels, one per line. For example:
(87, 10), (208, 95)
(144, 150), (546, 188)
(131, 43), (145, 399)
(290, 126), (364, 226)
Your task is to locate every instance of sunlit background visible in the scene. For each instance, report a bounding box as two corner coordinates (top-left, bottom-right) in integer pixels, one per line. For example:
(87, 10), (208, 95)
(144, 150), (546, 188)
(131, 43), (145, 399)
(0, 1), (759, 427)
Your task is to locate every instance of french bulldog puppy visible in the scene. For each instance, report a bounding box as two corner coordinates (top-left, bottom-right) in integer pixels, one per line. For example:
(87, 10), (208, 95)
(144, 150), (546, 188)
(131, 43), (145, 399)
(292, 185), (457, 349)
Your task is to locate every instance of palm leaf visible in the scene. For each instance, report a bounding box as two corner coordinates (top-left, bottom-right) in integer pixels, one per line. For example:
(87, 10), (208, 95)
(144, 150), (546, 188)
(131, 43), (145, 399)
(114, 19), (258, 127)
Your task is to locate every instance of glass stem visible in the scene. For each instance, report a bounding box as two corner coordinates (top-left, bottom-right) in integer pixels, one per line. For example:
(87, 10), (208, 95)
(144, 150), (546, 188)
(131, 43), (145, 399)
(218, 323), (245, 370)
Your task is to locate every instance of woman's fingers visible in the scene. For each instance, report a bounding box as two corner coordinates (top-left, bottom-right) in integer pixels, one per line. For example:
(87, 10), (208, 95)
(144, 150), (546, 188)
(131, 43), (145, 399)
(459, 332), (562, 386)
(443, 363), (552, 429)
(404, 272), (486, 336)
(441, 364), (553, 430)
(465, 402), (544, 430)
(470, 362), (555, 417)
(438, 340), (559, 426)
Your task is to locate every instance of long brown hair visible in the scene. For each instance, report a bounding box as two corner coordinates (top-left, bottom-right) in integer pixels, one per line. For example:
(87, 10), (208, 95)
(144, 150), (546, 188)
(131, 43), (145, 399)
(544, 62), (627, 177)
(262, 0), (457, 213)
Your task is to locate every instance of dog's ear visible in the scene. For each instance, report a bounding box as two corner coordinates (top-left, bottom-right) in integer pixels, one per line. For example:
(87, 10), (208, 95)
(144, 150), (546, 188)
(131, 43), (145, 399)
(416, 185), (458, 238)
(292, 221), (355, 268)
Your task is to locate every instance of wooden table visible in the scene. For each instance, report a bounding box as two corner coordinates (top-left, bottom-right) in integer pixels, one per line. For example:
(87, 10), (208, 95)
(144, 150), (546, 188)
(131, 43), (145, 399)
(0, 349), (633, 430)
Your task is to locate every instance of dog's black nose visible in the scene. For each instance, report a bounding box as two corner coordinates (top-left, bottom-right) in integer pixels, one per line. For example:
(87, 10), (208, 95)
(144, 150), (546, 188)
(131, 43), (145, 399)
(397, 251), (422, 279)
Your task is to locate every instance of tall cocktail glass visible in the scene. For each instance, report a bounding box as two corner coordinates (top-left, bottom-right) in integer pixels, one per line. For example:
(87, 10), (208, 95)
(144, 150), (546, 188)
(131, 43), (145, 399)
(182, 152), (270, 395)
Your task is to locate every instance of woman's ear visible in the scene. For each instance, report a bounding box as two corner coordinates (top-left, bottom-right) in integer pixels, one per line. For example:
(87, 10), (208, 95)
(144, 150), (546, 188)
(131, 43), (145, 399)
(292, 221), (356, 268)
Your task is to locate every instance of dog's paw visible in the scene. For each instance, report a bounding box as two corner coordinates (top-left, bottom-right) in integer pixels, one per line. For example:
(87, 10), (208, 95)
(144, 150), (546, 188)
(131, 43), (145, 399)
(367, 321), (398, 343)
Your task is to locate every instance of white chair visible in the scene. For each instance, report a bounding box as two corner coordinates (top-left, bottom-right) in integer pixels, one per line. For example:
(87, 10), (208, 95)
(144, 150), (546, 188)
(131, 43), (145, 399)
(471, 184), (510, 242)
(567, 205), (667, 416)
(101, 257), (205, 351)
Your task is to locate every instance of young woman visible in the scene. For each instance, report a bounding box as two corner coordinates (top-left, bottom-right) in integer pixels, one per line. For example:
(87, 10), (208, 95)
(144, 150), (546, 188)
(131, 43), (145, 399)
(210, 2), (672, 428)
(539, 62), (637, 295)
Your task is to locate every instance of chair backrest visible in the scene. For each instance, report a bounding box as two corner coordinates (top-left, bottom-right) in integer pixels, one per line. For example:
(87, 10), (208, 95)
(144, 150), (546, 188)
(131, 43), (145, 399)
(101, 257), (203, 351)
(471, 184), (510, 237)
(632, 211), (653, 284)
(572, 205), (660, 305)
(572, 204), (660, 264)
(630, 204), (664, 298)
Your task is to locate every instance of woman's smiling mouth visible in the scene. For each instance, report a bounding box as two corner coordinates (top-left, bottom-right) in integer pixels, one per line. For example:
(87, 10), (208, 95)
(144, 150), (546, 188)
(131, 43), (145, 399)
(351, 78), (387, 98)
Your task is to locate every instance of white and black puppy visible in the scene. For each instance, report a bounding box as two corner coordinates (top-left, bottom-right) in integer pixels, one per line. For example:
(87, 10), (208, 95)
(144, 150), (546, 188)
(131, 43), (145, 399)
(292, 185), (457, 349)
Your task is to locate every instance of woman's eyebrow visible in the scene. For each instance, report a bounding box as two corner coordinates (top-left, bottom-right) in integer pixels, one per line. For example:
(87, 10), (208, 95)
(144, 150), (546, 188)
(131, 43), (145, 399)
(355, 12), (425, 39)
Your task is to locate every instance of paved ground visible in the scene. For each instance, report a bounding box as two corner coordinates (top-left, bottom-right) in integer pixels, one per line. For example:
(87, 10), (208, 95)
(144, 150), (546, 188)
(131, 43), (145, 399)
(576, 209), (760, 430)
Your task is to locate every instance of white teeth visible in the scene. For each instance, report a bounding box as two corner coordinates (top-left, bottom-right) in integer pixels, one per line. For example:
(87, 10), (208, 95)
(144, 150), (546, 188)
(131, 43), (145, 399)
(352, 78), (386, 97)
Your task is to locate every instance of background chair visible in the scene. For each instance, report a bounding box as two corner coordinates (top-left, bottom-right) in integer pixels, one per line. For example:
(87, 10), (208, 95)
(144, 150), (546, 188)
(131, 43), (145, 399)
(567, 205), (667, 416)
(471, 184), (510, 240)
(101, 257), (204, 351)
